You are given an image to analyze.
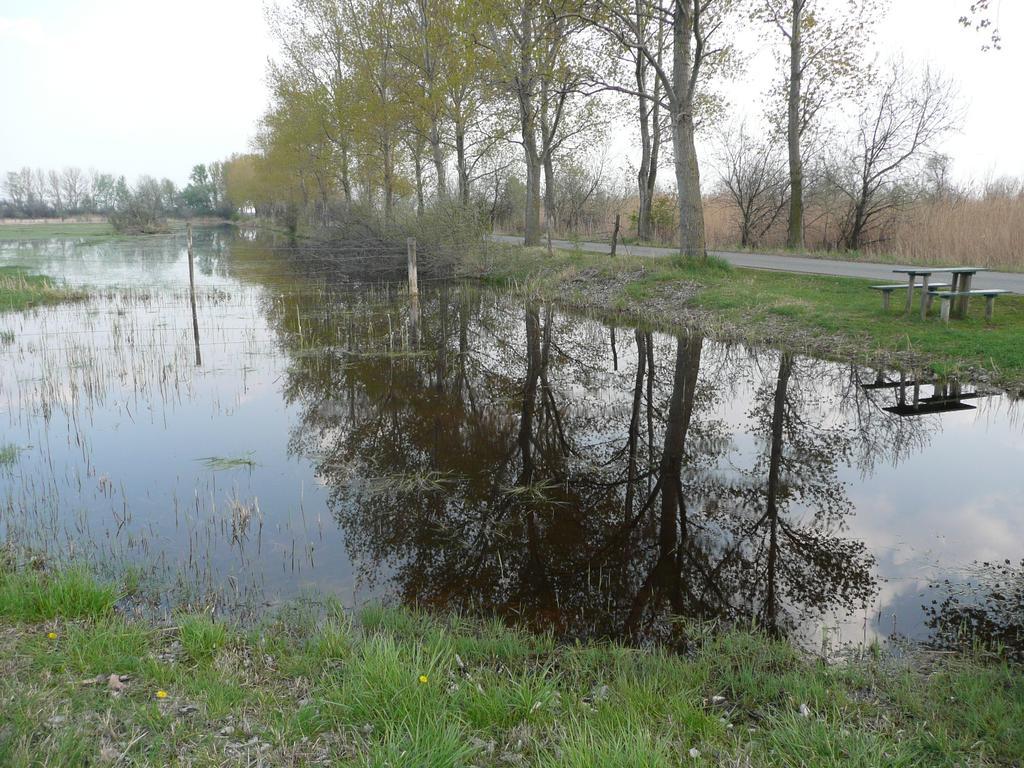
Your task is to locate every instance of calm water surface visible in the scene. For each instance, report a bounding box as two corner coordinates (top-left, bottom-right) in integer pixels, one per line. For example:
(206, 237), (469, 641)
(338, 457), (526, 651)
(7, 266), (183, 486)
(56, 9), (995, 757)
(1, 228), (1021, 648)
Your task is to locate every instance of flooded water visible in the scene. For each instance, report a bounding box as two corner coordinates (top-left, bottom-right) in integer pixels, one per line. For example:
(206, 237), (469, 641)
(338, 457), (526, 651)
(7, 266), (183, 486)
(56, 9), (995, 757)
(1, 227), (1022, 650)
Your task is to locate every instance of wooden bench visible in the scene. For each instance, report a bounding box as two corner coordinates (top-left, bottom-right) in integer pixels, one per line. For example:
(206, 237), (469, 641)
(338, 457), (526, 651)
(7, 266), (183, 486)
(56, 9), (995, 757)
(870, 283), (949, 312)
(928, 289), (1009, 322)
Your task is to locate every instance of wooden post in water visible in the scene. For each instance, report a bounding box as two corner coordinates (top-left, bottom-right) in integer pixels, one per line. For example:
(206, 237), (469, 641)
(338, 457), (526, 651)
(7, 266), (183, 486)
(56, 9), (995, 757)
(409, 294), (421, 349)
(610, 213), (620, 258)
(407, 237), (419, 296)
(186, 223), (202, 366)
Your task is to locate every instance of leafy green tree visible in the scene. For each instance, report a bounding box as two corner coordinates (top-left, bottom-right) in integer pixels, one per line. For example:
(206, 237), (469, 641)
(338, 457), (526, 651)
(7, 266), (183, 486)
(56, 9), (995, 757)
(181, 164), (214, 213)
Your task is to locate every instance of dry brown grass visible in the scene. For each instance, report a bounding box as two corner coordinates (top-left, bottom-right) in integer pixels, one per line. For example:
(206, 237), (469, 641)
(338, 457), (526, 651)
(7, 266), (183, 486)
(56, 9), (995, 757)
(549, 193), (1024, 270)
(708, 195), (1024, 270)
(886, 197), (1024, 268)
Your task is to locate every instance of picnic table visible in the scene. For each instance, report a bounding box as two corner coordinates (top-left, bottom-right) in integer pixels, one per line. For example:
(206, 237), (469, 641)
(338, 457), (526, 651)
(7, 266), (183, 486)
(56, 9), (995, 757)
(891, 268), (939, 319)
(943, 267), (991, 317)
(889, 266), (999, 320)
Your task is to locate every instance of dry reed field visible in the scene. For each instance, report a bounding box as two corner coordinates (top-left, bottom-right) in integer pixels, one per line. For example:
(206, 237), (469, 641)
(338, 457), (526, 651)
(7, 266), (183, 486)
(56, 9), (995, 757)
(706, 195), (1024, 269)
(528, 193), (1024, 271)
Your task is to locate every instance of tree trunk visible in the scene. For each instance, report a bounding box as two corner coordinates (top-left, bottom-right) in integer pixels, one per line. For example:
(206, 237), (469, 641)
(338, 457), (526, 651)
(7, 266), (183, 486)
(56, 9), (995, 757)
(846, 181), (869, 250)
(523, 139), (542, 246)
(340, 143), (352, 203)
(636, 10), (663, 242)
(543, 153), (556, 233)
(637, 83), (654, 240)
(382, 134), (395, 225)
(430, 123), (448, 201)
(455, 123), (470, 205)
(518, 3), (542, 246)
(671, 4), (706, 258)
(786, 0), (804, 250)
(672, 116), (705, 258)
(414, 146), (425, 218)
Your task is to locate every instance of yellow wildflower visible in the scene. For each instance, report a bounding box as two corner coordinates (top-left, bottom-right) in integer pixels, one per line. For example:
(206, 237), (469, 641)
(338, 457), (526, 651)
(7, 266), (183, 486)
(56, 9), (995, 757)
(418, 675), (429, 684)
(46, 632), (58, 640)
(155, 690), (169, 699)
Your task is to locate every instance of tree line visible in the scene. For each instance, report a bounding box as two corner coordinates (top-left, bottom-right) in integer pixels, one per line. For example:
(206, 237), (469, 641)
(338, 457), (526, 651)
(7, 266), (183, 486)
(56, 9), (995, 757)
(210, 0), (982, 255)
(4, 1), (990, 254)
(1, 164), (232, 230)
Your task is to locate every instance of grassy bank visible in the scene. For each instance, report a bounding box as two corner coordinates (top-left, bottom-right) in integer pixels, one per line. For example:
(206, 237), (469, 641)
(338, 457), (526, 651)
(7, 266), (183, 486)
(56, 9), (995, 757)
(0, 565), (1021, 766)
(0, 266), (87, 313)
(473, 246), (1024, 390)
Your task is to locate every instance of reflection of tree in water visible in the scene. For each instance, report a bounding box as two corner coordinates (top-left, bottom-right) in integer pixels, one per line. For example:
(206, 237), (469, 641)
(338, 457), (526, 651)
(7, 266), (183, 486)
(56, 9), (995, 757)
(924, 559), (1023, 662)
(273, 287), (877, 643)
(709, 354), (877, 635)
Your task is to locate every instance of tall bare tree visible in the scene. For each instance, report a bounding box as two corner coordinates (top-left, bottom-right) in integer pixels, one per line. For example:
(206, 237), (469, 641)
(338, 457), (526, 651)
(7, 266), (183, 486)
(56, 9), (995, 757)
(715, 122), (788, 247)
(755, 0), (882, 250)
(46, 170), (64, 219)
(60, 167), (85, 212)
(580, 0), (739, 257)
(829, 61), (959, 250)
(482, 0), (594, 246)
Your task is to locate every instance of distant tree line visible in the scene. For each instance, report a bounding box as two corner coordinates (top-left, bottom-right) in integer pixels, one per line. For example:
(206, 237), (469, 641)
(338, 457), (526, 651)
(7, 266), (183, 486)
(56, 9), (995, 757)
(1, 163), (232, 229)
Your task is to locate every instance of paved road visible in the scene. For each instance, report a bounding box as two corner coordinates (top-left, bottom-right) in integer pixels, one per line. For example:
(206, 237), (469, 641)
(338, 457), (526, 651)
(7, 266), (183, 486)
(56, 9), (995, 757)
(490, 235), (1024, 293)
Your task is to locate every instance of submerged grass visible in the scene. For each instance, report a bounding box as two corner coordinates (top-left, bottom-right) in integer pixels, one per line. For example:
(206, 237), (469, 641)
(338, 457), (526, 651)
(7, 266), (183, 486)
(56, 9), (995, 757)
(0, 221), (116, 241)
(196, 453), (258, 471)
(0, 266), (88, 313)
(0, 563), (1020, 766)
(475, 246), (1024, 388)
(0, 444), (20, 468)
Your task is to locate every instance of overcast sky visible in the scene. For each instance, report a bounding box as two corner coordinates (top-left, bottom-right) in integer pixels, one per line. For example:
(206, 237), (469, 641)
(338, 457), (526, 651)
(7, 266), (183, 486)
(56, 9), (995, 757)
(0, 0), (1020, 187)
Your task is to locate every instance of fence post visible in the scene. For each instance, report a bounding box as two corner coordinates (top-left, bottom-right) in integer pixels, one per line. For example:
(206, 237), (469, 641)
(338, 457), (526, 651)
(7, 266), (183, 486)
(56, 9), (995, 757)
(610, 213), (621, 258)
(186, 222), (201, 366)
(407, 237), (419, 296)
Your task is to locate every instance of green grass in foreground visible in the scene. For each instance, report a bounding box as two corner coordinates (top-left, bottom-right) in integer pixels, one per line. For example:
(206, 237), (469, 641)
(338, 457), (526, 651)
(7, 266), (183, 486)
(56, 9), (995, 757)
(480, 247), (1024, 386)
(0, 266), (87, 313)
(0, 565), (1021, 766)
(0, 221), (116, 241)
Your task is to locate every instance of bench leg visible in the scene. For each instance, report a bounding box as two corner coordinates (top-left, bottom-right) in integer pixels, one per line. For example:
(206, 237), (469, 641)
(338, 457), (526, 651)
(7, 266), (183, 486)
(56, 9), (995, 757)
(920, 275), (930, 320)
(940, 297), (951, 324)
(904, 275), (914, 315)
(985, 295), (995, 321)
(882, 290), (891, 311)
